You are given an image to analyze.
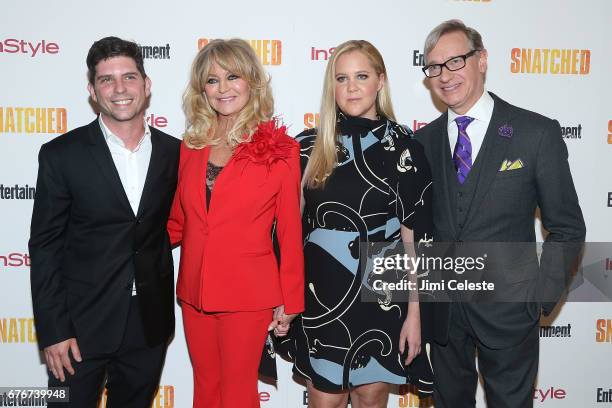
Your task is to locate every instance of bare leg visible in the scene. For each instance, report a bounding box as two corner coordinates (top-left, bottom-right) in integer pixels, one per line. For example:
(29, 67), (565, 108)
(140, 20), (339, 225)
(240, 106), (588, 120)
(307, 380), (349, 408)
(349, 382), (390, 408)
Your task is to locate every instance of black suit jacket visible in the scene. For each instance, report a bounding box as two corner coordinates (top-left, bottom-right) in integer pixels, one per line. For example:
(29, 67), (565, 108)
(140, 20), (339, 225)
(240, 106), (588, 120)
(29, 119), (180, 356)
(415, 93), (585, 348)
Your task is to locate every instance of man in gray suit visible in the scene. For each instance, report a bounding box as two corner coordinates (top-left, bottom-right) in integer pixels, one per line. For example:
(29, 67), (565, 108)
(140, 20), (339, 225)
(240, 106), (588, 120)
(415, 20), (585, 407)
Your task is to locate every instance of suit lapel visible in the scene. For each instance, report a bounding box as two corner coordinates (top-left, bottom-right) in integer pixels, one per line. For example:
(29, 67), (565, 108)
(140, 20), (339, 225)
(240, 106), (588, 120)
(204, 147), (240, 217)
(178, 145), (208, 224)
(201, 147), (210, 215)
(85, 120), (133, 216)
(432, 113), (459, 238)
(137, 130), (163, 218)
(462, 93), (514, 229)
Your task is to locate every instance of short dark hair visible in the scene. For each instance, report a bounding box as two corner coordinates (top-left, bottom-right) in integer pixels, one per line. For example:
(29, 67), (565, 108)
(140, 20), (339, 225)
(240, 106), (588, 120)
(86, 36), (146, 84)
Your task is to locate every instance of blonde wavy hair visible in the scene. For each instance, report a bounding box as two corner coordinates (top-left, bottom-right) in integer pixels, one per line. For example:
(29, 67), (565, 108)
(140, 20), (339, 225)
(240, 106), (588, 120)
(304, 40), (396, 188)
(182, 39), (274, 149)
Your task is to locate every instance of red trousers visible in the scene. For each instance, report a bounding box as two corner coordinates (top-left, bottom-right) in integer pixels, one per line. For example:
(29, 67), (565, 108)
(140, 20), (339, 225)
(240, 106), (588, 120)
(182, 304), (272, 408)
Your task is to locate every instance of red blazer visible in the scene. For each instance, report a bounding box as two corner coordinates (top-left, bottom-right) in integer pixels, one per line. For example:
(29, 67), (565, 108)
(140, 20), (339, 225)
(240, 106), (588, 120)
(168, 121), (304, 314)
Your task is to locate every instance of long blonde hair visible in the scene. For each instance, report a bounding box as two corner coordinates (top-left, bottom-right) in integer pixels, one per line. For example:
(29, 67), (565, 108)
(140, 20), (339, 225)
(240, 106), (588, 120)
(182, 39), (274, 149)
(303, 40), (396, 188)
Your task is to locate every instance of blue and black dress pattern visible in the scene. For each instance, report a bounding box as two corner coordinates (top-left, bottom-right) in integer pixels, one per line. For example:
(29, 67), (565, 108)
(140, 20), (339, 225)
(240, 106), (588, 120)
(287, 113), (434, 396)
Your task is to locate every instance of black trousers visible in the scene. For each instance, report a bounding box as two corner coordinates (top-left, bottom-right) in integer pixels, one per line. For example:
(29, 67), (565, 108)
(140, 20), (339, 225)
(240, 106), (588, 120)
(48, 296), (168, 408)
(432, 303), (539, 408)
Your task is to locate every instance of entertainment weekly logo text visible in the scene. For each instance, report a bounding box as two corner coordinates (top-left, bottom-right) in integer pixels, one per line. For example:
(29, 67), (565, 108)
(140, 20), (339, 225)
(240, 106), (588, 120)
(412, 50), (425, 67)
(597, 388), (612, 403)
(561, 123), (582, 139)
(139, 44), (170, 60)
(540, 324), (571, 338)
(0, 184), (35, 200)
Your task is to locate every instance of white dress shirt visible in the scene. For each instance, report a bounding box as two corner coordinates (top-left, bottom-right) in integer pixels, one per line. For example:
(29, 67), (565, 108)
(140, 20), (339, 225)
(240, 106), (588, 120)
(99, 115), (152, 216)
(98, 115), (152, 295)
(447, 90), (494, 161)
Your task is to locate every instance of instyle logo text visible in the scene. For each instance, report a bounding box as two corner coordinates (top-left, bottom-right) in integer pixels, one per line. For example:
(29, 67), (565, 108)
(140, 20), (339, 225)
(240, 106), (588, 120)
(0, 252), (30, 268)
(146, 113), (168, 128)
(0, 39), (59, 57)
(533, 387), (566, 402)
(310, 46), (336, 61)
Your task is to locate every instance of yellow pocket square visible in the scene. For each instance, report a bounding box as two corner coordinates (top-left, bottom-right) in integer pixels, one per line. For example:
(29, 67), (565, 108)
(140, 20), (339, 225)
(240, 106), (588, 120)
(499, 159), (524, 172)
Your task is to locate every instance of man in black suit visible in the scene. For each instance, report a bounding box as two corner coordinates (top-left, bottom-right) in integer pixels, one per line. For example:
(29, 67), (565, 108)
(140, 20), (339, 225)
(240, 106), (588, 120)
(29, 37), (180, 407)
(415, 20), (585, 407)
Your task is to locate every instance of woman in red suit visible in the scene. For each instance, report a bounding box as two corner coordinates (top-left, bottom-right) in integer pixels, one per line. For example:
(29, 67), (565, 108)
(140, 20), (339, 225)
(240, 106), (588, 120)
(167, 38), (304, 408)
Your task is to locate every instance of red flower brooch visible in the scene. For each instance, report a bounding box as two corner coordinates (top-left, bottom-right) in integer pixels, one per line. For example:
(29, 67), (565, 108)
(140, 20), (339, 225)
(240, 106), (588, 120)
(234, 119), (295, 167)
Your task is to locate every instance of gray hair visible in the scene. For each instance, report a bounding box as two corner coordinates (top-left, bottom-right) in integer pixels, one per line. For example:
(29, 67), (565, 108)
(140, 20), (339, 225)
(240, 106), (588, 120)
(423, 19), (484, 64)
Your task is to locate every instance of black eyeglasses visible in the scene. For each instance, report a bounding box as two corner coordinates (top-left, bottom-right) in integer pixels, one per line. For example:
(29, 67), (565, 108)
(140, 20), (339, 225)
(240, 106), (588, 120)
(422, 50), (480, 78)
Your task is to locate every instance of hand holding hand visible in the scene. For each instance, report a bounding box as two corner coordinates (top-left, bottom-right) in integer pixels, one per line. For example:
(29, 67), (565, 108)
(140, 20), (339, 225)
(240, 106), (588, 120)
(268, 305), (297, 337)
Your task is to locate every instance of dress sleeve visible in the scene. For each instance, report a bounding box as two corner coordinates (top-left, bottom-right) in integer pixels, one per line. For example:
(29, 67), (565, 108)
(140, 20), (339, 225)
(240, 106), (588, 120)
(167, 142), (190, 246)
(295, 129), (317, 176)
(274, 141), (305, 315)
(394, 137), (433, 244)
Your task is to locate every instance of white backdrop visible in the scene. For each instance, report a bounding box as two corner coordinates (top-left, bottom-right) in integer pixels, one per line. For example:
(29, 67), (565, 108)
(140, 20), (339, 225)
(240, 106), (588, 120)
(1, 0), (611, 406)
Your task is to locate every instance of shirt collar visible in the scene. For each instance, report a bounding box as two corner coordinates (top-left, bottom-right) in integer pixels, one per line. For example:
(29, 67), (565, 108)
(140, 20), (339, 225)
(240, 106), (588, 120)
(447, 90), (494, 127)
(98, 114), (151, 151)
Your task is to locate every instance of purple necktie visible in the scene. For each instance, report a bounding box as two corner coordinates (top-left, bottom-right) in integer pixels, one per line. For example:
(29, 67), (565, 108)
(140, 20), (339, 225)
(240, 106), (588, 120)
(453, 116), (475, 184)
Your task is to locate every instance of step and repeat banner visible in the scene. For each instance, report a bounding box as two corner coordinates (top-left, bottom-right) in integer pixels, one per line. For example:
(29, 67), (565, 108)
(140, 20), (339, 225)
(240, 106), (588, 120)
(1, 0), (610, 406)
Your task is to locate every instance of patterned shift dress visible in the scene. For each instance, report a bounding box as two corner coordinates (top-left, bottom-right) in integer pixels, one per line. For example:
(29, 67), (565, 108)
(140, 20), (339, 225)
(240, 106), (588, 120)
(285, 113), (435, 396)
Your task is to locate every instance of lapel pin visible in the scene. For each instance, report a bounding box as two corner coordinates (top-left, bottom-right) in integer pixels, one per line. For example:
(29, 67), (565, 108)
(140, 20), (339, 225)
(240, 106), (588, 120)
(498, 124), (513, 138)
